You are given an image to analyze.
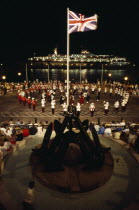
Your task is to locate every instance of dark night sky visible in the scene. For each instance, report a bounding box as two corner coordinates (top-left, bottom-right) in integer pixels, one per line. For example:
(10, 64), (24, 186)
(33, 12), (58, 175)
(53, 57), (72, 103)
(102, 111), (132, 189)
(0, 0), (138, 69)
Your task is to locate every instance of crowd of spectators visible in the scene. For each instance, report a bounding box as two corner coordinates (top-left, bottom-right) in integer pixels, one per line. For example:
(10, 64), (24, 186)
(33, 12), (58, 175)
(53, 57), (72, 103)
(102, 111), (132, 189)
(0, 118), (139, 180)
(0, 120), (40, 160)
(0, 118), (139, 157)
(94, 120), (139, 152)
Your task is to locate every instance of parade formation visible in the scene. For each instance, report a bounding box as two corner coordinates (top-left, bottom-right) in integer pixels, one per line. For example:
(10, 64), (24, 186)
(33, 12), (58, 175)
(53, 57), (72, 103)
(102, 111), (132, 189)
(16, 80), (138, 115)
(0, 79), (138, 120)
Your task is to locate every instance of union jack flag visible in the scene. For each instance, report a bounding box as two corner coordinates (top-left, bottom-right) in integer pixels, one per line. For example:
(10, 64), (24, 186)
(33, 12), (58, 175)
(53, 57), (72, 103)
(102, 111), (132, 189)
(69, 10), (98, 34)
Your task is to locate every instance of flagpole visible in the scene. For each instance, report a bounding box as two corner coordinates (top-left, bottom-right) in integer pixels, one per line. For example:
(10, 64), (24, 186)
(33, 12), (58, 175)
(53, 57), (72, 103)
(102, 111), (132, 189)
(26, 63), (28, 85)
(101, 63), (103, 84)
(80, 63), (81, 83)
(67, 7), (70, 106)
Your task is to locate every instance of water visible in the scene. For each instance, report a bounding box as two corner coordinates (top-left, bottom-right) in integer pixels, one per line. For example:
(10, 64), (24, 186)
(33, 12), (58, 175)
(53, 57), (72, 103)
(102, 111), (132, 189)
(5, 68), (139, 83)
(29, 68), (136, 83)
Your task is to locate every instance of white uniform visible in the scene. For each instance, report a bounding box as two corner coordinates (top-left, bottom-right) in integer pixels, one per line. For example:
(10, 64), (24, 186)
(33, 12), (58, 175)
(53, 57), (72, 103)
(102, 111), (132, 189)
(89, 103), (95, 117)
(76, 103), (81, 117)
(104, 101), (109, 115)
(62, 103), (68, 115)
(41, 98), (46, 112)
(51, 100), (56, 114)
(114, 101), (119, 112)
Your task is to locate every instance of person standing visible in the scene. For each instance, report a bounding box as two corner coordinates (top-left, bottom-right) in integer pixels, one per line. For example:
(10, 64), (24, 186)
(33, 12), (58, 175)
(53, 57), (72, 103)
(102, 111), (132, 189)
(121, 99), (126, 112)
(27, 97), (31, 109)
(83, 92), (87, 102)
(32, 98), (37, 111)
(18, 92), (22, 104)
(22, 95), (27, 106)
(51, 100), (56, 115)
(104, 87), (107, 94)
(104, 101), (109, 115)
(69, 94), (74, 105)
(91, 85), (95, 94)
(41, 91), (46, 100)
(50, 94), (55, 102)
(114, 88), (118, 98)
(96, 86), (101, 101)
(86, 92), (90, 103)
(22, 181), (35, 209)
(109, 87), (113, 97)
(76, 102), (81, 117)
(79, 94), (84, 105)
(41, 98), (46, 113)
(60, 95), (63, 105)
(61, 95), (65, 105)
(89, 102), (95, 117)
(62, 102), (68, 115)
(114, 101), (119, 112)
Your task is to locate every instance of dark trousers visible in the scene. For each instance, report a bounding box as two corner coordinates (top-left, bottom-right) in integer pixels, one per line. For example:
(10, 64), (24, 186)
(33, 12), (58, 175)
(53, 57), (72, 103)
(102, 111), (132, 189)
(76, 111), (80, 117)
(52, 108), (55, 115)
(28, 104), (31, 109)
(90, 111), (94, 117)
(23, 101), (26, 106)
(122, 106), (126, 112)
(115, 108), (119, 112)
(33, 105), (36, 111)
(105, 109), (109, 115)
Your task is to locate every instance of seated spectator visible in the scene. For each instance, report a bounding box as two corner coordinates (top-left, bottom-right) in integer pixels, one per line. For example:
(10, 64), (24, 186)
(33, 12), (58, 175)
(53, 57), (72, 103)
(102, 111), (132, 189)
(134, 134), (139, 153)
(29, 124), (38, 135)
(122, 125), (130, 133)
(104, 127), (112, 136)
(130, 121), (136, 127)
(115, 126), (123, 132)
(3, 121), (10, 127)
(9, 134), (16, 145)
(111, 121), (116, 126)
(94, 123), (100, 133)
(0, 126), (6, 135)
(6, 126), (13, 137)
(22, 127), (30, 137)
(14, 126), (22, 134)
(15, 119), (22, 126)
(113, 131), (121, 140)
(128, 128), (137, 148)
(3, 140), (13, 152)
(0, 129), (11, 142)
(115, 121), (121, 126)
(0, 130), (6, 142)
(98, 124), (105, 135)
(120, 119), (126, 126)
(120, 126), (130, 143)
(16, 131), (24, 141)
(0, 139), (13, 156)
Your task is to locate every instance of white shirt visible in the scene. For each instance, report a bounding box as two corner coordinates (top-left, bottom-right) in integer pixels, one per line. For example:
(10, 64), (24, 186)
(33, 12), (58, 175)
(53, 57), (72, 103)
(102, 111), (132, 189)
(104, 128), (112, 135)
(104, 103), (109, 110)
(41, 99), (46, 107)
(94, 124), (100, 132)
(3, 141), (12, 150)
(89, 104), (95, 111)
(63, 104), (67, 111)
(76, 104), (81, 111)
(0, 128), (6, 134)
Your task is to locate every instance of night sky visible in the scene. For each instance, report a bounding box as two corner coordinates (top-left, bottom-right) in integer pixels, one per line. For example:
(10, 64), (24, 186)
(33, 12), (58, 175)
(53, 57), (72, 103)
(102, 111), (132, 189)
(0, 0), (138, 70)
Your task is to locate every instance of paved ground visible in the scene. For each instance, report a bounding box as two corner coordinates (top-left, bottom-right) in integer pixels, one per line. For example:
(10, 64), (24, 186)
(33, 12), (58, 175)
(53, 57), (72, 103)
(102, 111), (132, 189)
(1, 134), (139, 210)
(1, 91), (139, 209)
(0, 90), (139, 124)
